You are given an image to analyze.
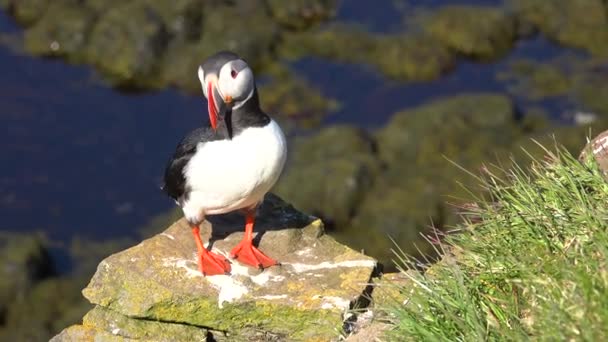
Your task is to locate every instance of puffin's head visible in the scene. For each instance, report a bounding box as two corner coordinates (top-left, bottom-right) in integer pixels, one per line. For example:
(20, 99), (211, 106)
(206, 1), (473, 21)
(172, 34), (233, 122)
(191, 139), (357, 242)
(198, 51), (255, 131)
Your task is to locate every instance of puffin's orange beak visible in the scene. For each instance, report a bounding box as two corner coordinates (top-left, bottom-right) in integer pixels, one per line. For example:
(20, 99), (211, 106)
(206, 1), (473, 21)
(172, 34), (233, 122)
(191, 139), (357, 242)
(207, 81), (218, 131)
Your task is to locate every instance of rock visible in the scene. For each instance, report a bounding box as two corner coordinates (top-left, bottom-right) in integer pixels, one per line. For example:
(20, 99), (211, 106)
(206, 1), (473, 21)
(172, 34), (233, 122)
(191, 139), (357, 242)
(266, 0), (338, 30)
(86, 1), (169, 87)
(161, 1), (278, 92)
(511, 0), (608, 57)
(579, 130), (608, 178)
(23, 3), (95, 60)
(275, 126), (379, 229)
(145, 0), (204, 42)
(59, 194), (378, 341)
(0, 233), (52, 320)
(424, 5), (517, 59)
(258, 68), (340, 127)
(57, 306), (209, 341)
(2, 0), (48, 26)
(378, 93), (517, 167)
(279, 24), (454, 81)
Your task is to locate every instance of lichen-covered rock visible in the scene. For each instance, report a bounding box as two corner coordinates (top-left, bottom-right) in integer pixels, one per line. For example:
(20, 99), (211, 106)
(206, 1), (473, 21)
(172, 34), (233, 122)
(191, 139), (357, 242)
(60, 306), (209, 341)
(51, 324), (123, 342)
(86, 1), (169, 87)
(75, 194), (377, 341)
(24, 3), (95, 59)
(424, 5), (517, 59)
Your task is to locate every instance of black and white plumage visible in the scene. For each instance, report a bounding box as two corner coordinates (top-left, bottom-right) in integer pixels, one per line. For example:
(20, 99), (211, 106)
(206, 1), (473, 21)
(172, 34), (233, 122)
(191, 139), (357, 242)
(161, 51), (286, 276)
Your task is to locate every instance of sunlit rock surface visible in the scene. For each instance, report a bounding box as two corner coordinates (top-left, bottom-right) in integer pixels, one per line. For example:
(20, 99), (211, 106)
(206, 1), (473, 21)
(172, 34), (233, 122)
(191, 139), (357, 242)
(52, 194), (378, 341)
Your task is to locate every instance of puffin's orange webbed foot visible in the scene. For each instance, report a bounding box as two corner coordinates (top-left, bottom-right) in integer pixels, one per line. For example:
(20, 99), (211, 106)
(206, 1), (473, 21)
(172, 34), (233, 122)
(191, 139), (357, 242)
(197, 250), (231, 276)
(230, 239), (277, 269)
(191, 225), (230, 276)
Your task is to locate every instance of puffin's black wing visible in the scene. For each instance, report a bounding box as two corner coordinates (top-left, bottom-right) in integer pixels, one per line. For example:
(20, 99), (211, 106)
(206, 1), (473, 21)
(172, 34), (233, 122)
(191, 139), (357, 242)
(162, 127), (222, 201)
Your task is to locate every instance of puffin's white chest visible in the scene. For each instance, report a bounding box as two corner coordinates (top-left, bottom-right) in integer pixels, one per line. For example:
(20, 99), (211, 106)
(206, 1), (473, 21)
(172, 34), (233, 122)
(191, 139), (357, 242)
(182, 120), (286, 221)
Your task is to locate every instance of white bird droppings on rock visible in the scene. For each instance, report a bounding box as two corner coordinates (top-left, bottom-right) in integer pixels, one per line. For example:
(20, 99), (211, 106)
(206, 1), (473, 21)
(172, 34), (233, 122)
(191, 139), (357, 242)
(287, 259), (377, 273)
(160, 233), (175, 240)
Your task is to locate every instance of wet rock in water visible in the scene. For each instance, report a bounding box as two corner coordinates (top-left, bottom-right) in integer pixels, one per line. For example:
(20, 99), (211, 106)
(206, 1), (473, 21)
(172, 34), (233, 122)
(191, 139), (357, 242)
(199, 0), (277, 69)
(499, 59), (573, 100)
(24, 3), (95, 59)
(424, 5), (517, 59)
(280, 24), (454, 81)
(345, 94), (520, 267)
(161, 1), (277, 93)
(86, 1), (169, 87)
(275, 126), (379, 229)
(511, 0), (608, 57)
(378, 93), (517, 168)
(258, 68), (340, 128)
(145, 0), (204, 42)
(0, 233), (52, 319)
(2, 0), (48, 26)
(53, 194), (378, 341)
(266, 0), (338, 30)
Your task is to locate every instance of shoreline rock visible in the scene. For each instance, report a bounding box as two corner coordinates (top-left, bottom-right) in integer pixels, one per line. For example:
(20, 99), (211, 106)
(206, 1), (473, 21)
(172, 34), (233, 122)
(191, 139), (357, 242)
(52, 194), (380, 341)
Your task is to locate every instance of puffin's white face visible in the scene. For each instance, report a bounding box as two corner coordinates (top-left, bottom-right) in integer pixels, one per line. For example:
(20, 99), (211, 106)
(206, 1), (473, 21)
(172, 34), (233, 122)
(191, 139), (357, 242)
(197, 56), (255, 131)
(198, 59), (254, 108)
(217, 59), (254, 108)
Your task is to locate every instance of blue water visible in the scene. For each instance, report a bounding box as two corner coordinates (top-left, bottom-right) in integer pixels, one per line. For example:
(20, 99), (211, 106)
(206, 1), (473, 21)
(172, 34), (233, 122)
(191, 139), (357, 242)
(0, 3), (581, 243)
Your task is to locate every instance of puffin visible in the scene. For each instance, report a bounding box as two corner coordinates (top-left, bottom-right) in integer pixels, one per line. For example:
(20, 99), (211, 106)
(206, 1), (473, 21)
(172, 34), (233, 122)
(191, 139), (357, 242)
(162, 51), (287, 276)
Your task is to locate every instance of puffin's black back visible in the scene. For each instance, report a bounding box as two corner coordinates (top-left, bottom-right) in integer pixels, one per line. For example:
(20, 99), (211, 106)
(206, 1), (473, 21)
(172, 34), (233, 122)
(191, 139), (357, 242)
(162, 124), (227, 202)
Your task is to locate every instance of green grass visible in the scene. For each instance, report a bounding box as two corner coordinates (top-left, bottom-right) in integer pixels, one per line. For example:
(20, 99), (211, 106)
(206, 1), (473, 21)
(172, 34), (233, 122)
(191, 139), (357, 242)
(385, 144), (608, 341)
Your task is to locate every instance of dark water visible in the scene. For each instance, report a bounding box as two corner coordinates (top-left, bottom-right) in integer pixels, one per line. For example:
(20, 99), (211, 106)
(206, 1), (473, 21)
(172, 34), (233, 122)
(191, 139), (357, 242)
(0, 2), (579, 244)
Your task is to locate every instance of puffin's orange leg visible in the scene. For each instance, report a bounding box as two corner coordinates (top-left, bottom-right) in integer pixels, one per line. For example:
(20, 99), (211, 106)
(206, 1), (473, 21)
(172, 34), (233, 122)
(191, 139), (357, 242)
(192, 226), (231, 276)
(230, 212), (277, 269)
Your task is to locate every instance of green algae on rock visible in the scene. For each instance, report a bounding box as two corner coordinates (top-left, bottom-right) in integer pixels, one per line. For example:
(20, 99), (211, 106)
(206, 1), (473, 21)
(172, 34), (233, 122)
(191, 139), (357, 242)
(423, 5), (517, 59)
(69, 194), (377, 341)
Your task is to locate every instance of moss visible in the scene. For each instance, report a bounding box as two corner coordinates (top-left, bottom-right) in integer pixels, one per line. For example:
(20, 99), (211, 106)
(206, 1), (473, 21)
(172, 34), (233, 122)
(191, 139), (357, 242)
(424, 5), (517, 59)
(83, 306), (208, 341)
(144, 298), (339, 339)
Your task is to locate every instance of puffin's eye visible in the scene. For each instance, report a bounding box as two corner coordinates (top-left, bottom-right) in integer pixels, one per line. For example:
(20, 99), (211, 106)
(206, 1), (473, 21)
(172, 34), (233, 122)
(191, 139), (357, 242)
(231, 69), (238, 79)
